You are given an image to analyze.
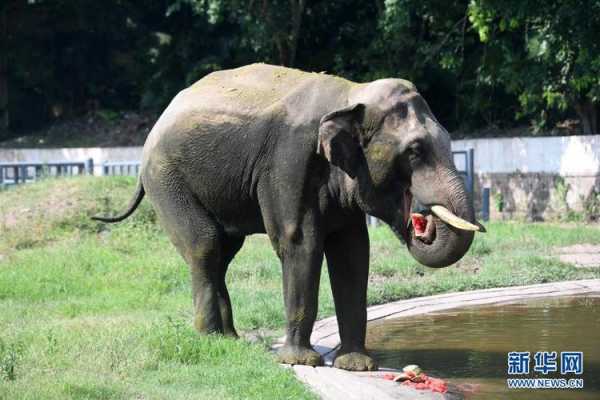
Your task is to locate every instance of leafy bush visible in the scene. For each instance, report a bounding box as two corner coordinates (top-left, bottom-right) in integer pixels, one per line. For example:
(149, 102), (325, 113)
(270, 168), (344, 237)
(0, 339), (23, 381)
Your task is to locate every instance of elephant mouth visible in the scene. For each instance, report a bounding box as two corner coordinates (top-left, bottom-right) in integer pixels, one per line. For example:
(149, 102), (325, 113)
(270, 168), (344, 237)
(393, 188), (483, 244)
(398, 188), (436, 244)
(410, 212), (436, 244)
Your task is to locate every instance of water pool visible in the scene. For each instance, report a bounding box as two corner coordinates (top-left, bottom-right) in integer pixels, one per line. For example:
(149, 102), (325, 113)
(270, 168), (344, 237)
(367, 296), (600, 399)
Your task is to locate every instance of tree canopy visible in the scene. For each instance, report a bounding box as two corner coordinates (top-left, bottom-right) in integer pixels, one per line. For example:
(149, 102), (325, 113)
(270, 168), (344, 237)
(1, 0), (599, 142)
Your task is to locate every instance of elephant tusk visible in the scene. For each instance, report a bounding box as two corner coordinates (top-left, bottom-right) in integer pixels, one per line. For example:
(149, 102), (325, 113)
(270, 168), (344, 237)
(430, 205), (482, 232)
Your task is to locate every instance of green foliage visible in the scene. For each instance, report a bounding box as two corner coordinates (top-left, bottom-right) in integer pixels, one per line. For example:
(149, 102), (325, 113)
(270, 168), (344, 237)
(468, 0), (600, 133)
(95, 109), (120, 123)
(2, 0), (598, 139)
(2, 0), (163, 133)
(554, 176), (570, 209)
(0, 338), (23, 381)
(583, 189), (600, 221)
(494, 191), (504, 212)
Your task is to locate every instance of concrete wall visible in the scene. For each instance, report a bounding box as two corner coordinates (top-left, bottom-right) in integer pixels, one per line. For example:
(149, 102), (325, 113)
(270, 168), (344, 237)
(2, 134), (599, 220)
(452, 135), (600, 220)
(452, 135), (600, 175)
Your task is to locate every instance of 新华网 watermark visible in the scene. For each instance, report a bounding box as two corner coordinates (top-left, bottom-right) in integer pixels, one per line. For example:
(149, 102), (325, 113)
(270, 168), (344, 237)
(507, 351), (584, 390)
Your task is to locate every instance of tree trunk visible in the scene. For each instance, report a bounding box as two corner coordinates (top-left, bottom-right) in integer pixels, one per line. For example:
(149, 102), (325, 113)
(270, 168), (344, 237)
(575, 100), (598, 135)
(0, 3), (8, 132)
(275, 36), (290, 67)
(287, 0), (305, 67)
(253, 0), (305, 67)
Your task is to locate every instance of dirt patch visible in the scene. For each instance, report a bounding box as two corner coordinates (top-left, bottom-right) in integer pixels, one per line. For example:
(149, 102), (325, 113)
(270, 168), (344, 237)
(1, 182), (79, 229)
(556, 244), (600, 268)
(0, 178), (108, 254)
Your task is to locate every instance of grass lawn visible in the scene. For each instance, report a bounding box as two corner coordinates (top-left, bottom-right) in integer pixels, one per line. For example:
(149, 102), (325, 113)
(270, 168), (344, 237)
(1, 177), (599, 399)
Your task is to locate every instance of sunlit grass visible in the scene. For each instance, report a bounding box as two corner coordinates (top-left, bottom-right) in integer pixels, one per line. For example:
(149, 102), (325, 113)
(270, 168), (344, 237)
(1, 177), (599, 399)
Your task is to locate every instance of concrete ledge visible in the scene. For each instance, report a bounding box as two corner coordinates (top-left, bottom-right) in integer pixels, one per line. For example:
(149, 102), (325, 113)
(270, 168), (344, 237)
(290, 365), (446, 400)
(279, 279), (600, 400)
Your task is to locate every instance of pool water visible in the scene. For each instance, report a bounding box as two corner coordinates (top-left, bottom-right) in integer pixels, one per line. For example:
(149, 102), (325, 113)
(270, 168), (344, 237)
(366, 296), (600, 400)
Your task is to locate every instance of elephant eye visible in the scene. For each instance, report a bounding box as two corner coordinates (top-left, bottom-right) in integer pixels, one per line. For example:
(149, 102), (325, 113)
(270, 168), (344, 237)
(394, 103), (408, 119)
(406, 141), (423, 164)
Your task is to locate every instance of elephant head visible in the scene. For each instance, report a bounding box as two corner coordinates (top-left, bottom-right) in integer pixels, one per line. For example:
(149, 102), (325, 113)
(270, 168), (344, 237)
(318, 79), (484, 267)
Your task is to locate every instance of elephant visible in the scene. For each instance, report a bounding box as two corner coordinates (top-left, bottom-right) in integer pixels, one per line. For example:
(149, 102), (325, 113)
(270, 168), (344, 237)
(93, 63), (484, 371)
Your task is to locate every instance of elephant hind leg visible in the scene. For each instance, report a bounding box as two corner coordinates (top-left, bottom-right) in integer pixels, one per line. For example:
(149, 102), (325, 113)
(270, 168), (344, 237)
(217, 236), (245, 337)
(146, 183), (241, 335)
(187, 233), (244, 336)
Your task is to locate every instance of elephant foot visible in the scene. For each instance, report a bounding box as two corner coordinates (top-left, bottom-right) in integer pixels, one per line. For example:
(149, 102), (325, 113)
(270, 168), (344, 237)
(333, 349), (378, 371)
(277, 345), (324, 367)
(223, 330), (239, 339)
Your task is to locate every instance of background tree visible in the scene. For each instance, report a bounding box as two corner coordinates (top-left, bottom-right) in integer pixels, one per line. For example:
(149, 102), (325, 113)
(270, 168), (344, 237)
(237, 0), (307, 67)
(0, 1), (15, 133)
(1, 0), (599, 142)
(469, 0), (600, 134)
(2, 0), (159, 133)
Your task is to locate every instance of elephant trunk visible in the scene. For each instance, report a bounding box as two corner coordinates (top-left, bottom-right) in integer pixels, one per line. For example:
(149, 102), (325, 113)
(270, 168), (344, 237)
(407, 171), (476, 268)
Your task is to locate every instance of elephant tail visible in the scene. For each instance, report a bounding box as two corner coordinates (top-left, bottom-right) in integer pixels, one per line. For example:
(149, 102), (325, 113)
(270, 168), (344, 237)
(91, 178), (145, 223)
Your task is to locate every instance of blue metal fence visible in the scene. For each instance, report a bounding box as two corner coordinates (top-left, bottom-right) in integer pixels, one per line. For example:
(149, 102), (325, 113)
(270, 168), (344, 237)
(0, 159), (143, 188)
(452, 149), (475, 197)
(102, 161), (141, 177)
(451, 148), (476, 219)
(0, 160), (93, 187)
(2, 153), (481, 219)
(0, 159), (144, 189)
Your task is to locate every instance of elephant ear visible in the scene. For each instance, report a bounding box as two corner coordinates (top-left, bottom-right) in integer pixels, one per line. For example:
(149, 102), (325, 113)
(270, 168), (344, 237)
(317, 103), (365, 179)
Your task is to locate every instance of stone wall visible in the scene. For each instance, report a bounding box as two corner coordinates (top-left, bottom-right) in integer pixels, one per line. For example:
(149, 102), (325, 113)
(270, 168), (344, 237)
(472, 173), (600, 221)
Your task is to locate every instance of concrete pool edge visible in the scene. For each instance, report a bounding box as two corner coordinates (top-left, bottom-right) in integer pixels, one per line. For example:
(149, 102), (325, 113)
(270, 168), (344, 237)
(276, 279), (600, 400)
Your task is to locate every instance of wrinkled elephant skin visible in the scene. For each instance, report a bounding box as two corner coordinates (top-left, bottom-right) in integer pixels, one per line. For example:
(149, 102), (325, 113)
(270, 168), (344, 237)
(93, 64), (482, 371)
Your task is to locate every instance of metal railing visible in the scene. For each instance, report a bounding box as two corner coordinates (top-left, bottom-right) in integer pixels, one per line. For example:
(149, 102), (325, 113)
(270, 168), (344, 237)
(452, 149), (475, 197)
(2, 153), (488, 221)
(0, 159), (144, 188)
(0, 160), (93, 187)
(102, 161), (141, 177)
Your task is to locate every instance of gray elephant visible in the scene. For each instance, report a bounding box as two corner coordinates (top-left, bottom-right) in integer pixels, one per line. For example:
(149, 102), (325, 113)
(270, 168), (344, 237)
(94, 63), (483, 371)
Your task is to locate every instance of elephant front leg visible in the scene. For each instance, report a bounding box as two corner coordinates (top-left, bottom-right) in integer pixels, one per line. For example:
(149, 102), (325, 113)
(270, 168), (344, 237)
(325, 221), (378, 371)
(275, 235), (324, 367)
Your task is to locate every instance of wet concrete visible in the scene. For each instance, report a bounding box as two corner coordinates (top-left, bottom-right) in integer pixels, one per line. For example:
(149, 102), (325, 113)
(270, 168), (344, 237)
(277, 279), (600, 400)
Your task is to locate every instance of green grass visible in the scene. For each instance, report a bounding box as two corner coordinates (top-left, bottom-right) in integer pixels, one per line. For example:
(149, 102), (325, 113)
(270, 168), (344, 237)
(1, 177), (599, 399)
